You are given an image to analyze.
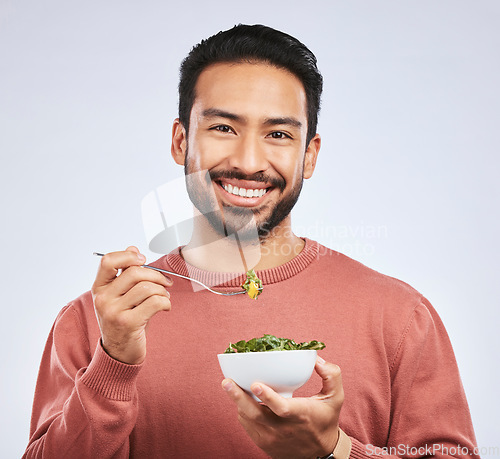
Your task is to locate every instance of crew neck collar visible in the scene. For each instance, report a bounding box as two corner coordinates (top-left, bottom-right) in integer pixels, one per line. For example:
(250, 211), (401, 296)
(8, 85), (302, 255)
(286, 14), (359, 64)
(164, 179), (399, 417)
(158, 238), (319, 289)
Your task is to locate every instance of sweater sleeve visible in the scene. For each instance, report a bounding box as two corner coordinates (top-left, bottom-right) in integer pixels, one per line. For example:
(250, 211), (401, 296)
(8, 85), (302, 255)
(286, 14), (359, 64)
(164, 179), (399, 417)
(346, 298), (479, 458)
(23, 305), (142, 458)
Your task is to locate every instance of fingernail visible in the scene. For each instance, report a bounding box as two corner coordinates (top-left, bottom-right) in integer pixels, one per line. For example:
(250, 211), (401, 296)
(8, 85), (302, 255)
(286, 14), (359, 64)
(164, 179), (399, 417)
(252, 384), (263, 396)
(137, 254), (146, 263)
(222, 380), (233, 392)
(317, 356), (326, 364)
(165, 290), (170, 298)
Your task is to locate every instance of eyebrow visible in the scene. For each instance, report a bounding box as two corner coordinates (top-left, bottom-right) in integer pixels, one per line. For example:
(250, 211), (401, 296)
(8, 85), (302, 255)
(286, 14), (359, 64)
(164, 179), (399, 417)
(263, 117), (302, 129)
(201, 108), (242, 122)
(201, 108), (302, 129)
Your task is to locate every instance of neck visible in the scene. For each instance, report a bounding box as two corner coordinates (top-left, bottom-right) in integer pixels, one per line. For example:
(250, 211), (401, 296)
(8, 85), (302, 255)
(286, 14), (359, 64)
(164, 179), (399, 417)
(181, 211), (304, 272)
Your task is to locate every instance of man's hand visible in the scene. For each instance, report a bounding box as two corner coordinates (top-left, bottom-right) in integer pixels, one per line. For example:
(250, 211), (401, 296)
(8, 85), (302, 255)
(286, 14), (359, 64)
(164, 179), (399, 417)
(91, 246), (173, 365)
(222, 357), (344, 459)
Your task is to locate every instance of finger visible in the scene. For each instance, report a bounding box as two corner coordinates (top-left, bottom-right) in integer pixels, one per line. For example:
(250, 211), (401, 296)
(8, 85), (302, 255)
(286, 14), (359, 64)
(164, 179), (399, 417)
(250, 383), (297, 419)
(108, 265), (173, 297)
(129, 293), (172, 324)
(93, 249), (146, 288)
(314, 357), (343, 398)
(119, 281), (171, 309)
(222, 379), (274, 426)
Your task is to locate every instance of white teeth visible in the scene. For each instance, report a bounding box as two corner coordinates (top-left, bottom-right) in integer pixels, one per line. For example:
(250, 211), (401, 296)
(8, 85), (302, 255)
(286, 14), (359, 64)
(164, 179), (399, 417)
(222, 183), (267, 198)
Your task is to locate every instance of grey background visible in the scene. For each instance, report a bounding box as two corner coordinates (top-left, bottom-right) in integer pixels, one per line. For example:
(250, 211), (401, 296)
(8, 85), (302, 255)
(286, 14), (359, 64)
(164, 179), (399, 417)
(1, 0), (499, 457)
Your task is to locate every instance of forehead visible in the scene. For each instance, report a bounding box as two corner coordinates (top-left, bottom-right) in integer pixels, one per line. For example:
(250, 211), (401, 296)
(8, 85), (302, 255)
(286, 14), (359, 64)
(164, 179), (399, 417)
(191, 62), (308, 123)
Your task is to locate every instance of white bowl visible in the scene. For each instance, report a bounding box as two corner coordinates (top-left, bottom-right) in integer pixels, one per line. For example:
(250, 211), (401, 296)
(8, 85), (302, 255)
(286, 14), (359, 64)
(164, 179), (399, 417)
(218, 350), (317, 401)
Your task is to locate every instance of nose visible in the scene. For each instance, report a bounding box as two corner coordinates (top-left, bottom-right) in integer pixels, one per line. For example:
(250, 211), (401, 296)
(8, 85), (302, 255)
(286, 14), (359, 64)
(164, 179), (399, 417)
(226, 134), (269, 175)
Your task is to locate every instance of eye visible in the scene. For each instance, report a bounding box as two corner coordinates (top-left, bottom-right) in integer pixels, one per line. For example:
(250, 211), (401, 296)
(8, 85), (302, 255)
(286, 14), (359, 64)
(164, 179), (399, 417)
(210, 125), (234, 134)
(267, 131), (292, 140)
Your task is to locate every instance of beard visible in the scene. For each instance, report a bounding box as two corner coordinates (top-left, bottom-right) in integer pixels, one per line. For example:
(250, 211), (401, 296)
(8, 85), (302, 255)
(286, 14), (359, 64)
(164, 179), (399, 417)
(184, 150), (303, 242)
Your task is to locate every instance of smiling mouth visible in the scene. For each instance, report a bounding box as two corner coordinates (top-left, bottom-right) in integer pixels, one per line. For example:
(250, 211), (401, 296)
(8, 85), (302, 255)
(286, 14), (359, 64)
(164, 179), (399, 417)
(220, 182), (269, 198)
(213, 177), (273, 201)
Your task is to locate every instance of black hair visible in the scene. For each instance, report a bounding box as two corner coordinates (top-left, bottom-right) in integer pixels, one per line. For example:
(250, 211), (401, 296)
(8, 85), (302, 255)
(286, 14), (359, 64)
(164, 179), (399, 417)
(178, 24), (323, 146)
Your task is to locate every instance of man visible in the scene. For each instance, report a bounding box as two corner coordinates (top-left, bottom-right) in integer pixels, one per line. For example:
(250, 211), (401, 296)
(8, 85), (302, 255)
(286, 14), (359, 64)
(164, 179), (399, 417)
(25, 25), (478, 458)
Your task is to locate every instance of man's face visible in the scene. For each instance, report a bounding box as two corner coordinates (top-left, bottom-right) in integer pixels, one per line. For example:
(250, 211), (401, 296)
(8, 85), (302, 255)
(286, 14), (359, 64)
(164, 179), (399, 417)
(173, 61), (319, 240)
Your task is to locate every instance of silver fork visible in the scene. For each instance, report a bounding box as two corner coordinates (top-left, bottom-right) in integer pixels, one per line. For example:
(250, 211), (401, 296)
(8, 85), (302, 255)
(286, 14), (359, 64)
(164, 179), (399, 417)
(93, 252), (258, 296)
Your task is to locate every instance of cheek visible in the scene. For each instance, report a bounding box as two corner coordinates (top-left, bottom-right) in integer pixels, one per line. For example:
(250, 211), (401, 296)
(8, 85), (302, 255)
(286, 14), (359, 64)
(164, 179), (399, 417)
(271, 152), (304, 184)
(190, 136), (234, 169)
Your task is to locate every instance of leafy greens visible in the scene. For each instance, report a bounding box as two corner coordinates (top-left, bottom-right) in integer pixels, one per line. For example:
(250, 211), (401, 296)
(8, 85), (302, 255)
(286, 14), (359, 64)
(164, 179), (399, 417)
(241, 269), (263, 299)
(224, 334), (326, 354)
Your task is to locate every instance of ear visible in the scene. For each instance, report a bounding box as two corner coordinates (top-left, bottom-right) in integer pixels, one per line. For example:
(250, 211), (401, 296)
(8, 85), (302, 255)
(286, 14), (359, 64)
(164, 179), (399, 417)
(303, 134), (321, 179)
(171, 118), (187, 165)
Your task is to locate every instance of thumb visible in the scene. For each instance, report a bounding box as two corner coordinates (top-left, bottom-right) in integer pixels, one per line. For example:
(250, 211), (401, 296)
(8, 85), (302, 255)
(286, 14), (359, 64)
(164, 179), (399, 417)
(314, 356), (343, 399)
(126, 246), (141, 256)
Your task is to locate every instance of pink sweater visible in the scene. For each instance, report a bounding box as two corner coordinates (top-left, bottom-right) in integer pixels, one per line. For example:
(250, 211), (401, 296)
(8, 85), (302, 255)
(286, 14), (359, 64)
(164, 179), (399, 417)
(25, 239), (478, 458)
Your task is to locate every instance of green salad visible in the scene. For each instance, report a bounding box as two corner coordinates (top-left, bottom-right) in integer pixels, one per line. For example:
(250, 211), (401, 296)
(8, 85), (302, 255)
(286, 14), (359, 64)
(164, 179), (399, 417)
(224, 334), (326, 354)
(241, 269), (263, 299)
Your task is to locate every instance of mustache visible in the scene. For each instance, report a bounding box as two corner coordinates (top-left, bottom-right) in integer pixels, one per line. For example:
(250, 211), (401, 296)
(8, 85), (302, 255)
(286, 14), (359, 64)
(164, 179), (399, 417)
(208, 170), (286, 193)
